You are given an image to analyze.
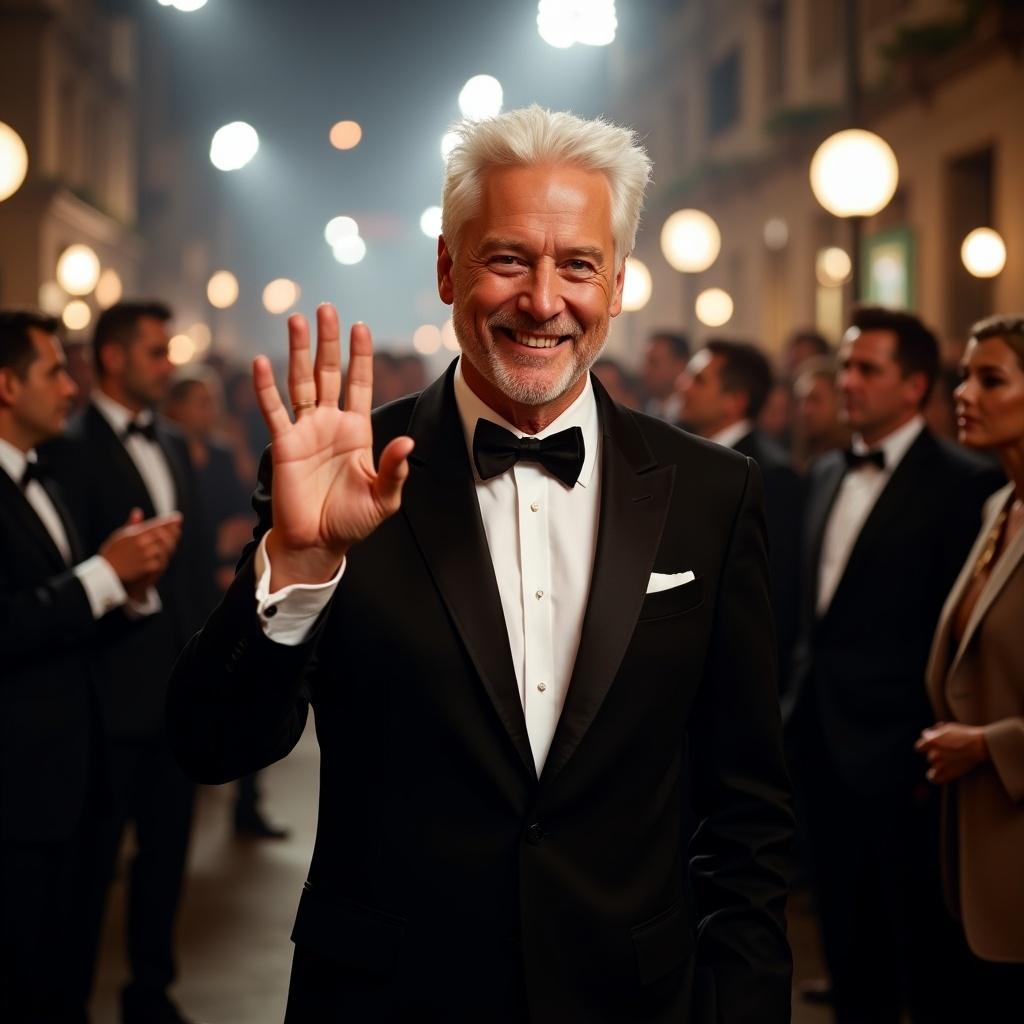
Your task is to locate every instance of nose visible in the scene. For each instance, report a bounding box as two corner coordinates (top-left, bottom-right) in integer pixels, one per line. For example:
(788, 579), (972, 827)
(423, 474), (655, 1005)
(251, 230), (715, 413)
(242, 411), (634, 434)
(518, 259), (565, 324)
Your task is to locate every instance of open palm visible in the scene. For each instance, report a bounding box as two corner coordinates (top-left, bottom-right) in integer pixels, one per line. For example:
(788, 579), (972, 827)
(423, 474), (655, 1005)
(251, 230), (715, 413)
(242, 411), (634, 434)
(253, 305), (414, 583)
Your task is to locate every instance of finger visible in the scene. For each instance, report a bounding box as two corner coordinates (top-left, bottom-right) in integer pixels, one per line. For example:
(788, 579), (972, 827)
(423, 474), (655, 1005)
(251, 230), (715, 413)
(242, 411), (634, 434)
(314, 304), (342, 410)
(126, 507), (144, 526)
(926, 768), (937, 783)
(344, 321), (375, 418)
(253, 356), (293, 439)
(287, 314), (317, 415)
(373, 436), (415, 513)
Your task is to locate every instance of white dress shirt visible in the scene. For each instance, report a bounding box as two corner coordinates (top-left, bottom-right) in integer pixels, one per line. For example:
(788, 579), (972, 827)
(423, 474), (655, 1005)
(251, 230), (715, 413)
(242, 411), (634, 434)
(0, 438), (130, 619)
(816, 414), (925, 616)
(255, 359), (603, 774)
(708, 418), (754, 450)
(91, 389), (178, 517)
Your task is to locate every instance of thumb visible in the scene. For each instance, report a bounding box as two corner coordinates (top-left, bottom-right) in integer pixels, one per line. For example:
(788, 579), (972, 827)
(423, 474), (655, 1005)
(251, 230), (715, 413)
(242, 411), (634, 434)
(373, 436), (414, 514)
(126, 507), (144, 526)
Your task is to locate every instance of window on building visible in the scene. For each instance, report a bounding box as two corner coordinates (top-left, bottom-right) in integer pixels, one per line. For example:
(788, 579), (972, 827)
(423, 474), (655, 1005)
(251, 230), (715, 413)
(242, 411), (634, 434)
(946, 147), (995, 341)
(763, 0), (787, 102)
(808, 0), (842, 71)
(708, 48), (741, 138)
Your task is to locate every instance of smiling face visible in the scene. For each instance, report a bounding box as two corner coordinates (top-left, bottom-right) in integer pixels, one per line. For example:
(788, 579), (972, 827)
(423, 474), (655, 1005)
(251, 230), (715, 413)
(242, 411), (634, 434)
(955, 336), (1024, 450)
(437, 162), (625, 430)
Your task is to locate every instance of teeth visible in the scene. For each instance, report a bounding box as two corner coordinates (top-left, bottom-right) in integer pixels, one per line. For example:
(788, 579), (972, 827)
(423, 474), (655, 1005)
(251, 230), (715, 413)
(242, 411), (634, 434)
(515, 333), (560, 348)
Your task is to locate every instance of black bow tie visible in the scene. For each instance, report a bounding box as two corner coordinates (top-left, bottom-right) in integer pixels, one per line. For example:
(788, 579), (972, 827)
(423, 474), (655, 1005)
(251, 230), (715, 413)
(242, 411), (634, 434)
(124, 419), (158, 443)
(20, 459), (49, 490)
(844, 447), (885, 471)
(472, 419), (585, 488)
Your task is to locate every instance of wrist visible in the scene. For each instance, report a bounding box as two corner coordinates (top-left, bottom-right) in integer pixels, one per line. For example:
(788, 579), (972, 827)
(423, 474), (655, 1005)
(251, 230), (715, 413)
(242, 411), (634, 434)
(266, 530), (346, 588)
(973, 728), (991, 764)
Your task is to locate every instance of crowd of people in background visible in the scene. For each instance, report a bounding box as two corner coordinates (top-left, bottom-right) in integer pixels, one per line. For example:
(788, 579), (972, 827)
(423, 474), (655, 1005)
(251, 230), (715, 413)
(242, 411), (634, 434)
(2, 297), (1022, 1023)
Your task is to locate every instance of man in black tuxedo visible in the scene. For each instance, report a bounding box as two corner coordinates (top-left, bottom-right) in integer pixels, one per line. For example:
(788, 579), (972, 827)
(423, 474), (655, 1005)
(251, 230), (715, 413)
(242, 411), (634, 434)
(678, 339), (802, 688)
(43, 302), (205, 1024)
(0, 312), (181, 1021)
(167, 107), (793, 1023)
(785, 307), (1003, 1022)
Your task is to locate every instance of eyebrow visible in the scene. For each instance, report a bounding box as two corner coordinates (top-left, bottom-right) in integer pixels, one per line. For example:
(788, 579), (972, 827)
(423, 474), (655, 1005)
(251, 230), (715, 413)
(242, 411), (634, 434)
(478, 238), (607, 262)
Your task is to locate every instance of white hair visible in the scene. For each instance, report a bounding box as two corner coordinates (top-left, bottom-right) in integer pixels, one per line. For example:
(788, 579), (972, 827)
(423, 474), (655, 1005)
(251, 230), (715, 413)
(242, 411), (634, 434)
(441, 105), (652, 266)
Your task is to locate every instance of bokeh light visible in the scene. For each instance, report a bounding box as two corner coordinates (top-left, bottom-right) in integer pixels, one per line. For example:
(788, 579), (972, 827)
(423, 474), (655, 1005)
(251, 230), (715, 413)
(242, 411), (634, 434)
(621, 258), (653, 312)
(0, 121), (29, 202)
(413, 324), (442, 355)
(62, 299), (92, 332)
(324, 216), (359, 246)
(660, 210), (721, 274)
(961, 227), (1006, 278)
(168, 334), (197, 365)
(816, 246), (853, 287)
(207, 270), (239, 309)
(538, 1), (617, 48)
(210, 122), (259, 172)
(440, 131), (461, 161)
(329, 120), (362, 150)
(333, 235), (367, 265)
(458, 75), (503, 120)
(420, 206), (443, 239)
(187, 322), (212, 353)
(262, 278), (300, 314)
(695, 288), (734, 327)
(170, 0), (208, 11)
(442, 318), (459, 351)
(763, 218), (789, 251)
(56, 244), (101, 296)
(95, 268), (123, 308)
(810, 129), (898, 218)
(38, 281), (66, 316)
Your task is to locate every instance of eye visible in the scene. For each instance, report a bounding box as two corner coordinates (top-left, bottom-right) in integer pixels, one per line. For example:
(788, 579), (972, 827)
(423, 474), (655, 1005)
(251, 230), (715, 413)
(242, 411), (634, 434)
(564, 259), (593, 273)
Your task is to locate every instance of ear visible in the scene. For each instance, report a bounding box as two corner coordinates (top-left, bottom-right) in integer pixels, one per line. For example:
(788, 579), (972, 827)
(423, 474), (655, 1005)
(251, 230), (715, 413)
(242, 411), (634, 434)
(609, 256), (627, 318)
(0, 366), (21, 407)
(722, 389), (748, 422)
(904, 370), (930, 410)
(99, 340), (125, 378)
(437, 236), (454, 306)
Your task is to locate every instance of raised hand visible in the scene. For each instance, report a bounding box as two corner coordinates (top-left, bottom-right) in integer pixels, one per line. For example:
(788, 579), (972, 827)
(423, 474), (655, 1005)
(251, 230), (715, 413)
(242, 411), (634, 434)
(253, 304), (414, 587)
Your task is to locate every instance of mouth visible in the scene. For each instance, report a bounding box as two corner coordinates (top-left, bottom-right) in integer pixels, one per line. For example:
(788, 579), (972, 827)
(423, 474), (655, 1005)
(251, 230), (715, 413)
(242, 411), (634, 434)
(495, 327), (572, 353)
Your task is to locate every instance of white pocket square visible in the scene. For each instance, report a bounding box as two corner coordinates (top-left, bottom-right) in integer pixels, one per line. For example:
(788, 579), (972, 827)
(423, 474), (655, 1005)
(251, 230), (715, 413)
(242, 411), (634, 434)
(646, 571), (696, 594)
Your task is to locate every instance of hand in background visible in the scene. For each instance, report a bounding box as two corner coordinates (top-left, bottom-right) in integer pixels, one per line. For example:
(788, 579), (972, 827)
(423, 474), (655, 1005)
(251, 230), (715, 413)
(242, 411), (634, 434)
(915, 722), (990, 784)
(100, 508), (183, 595)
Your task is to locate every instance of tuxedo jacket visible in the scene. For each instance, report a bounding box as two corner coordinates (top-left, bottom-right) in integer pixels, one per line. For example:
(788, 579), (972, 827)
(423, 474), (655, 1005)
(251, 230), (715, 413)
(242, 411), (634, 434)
(787, 429), (1002, 798)
(925, 483), (1024, 962)
(732, 429), (802, 689)
(42, 405), (206, 740)
(0, 467), (103, 842)
(167, 367), (794, 1023)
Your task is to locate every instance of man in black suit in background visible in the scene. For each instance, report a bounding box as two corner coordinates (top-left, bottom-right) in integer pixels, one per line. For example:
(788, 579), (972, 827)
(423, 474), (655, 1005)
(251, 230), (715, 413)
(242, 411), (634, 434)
(678, 339), (802, 688)
(785, 307), (1003, 1023)
(44, 302), (204, 1024)
(0, 312), (181, 1021)
(167, 106), (793, 1023)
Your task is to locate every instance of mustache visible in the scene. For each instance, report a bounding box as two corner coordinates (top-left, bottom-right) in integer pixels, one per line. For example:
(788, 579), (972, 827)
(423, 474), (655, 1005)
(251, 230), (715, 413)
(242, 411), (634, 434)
(486, 310), (583, 339)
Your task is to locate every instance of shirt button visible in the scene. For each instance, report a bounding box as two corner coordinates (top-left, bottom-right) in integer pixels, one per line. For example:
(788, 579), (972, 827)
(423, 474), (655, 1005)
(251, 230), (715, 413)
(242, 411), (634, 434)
(264, 605), (278, 618)
(525, 822), (545, 845)
(537, 682), (547, 693)
(535, 589), (544, 600)
(530, 502), (539, 512)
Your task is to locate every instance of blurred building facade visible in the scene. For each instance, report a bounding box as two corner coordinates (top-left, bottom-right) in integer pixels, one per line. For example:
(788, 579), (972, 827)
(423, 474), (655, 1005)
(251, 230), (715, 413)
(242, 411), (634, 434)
(611, 0), (1024, 361)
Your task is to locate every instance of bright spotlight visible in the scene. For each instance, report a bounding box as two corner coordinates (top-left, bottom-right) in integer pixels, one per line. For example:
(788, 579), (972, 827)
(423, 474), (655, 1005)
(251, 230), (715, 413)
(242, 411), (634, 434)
(621, 258), (653, 312)
(695, 288), (734, 328)
(333, 236), (367, 266)
(262, 278), (300, 315)
(56, 244), (101, 296)
(538, 1), (617, 48)
(420, 206), (443, 239)
(62, 300), (92, 332)
(95, 268), (123, 308)
(413, 325), (442, 355)
(961, 227), (1006, 278)
(441, 318), (460, 351)
(325, 216), (359, 246)
(207, 270), (239, 309)
(0, 121), (29, 202)
(458, 75), (503, 120)
(441, 130), (461, 161)
(810, 129), (898, 218)
(329, 121), (362, 150)
(171, 0), (208, 10)
(210, 122), (259, 172)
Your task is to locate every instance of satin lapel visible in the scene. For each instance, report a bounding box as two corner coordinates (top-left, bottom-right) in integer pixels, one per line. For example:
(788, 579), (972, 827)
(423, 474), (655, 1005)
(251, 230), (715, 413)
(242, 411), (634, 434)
(154, 424), (189, 511)
(400, 365), (535, 779)
(541, 382), (674, 784)
(85, 406), (157, 516)
(804, 453), (845, 608)
(950, 487), (1023, 678)
(0, 468), (68, 570)
(40, 476), (84, 563)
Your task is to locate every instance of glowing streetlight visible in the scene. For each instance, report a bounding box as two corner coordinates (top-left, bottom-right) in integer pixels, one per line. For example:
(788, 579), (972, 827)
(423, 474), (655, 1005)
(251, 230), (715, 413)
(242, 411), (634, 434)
(0, 121), (29, 202)
(442, 318), (460, 351)
(961, 228), (1006, 278)
(458, 75), (503, 120)
(420, 206), (443, 239)
(621, 258), (652, 312)
(538, 1), (617, 48)
(262, 278), (300, 315)
(168, 334), (197, 365)
(62, 300), (92, 332)
(325, 216), (359, 246)
(816, 247), (853, 287)
(207, 270), (239, 309)
(695, 288), (734, 328)
(210, 122), (259, 172)
(95, 268), (123, 308)
(333, 236), (367, 265)
(810, 129), (898, 218)
(413, 325), (442, 355)
(660, 210), (721, 274)
(56, 244), (101, 296)
(329, 120), (362, 150)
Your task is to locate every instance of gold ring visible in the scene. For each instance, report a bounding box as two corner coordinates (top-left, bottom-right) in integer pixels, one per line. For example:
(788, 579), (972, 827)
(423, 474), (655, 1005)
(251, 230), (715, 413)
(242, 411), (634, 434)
(292, 400), (316, 412)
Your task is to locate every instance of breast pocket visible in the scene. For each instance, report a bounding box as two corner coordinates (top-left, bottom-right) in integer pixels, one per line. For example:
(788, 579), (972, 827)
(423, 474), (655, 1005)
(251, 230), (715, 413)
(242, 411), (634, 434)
(637, 576), (704, 622)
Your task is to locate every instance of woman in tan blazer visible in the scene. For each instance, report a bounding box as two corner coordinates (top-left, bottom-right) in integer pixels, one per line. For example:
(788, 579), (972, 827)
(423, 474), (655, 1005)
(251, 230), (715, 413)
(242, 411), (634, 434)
(918, 315), (1024, 991)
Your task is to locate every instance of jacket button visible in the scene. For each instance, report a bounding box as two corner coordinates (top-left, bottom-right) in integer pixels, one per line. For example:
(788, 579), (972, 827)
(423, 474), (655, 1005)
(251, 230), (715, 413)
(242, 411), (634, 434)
(525, 822), (545, 846)
(264, 605), (278, 618)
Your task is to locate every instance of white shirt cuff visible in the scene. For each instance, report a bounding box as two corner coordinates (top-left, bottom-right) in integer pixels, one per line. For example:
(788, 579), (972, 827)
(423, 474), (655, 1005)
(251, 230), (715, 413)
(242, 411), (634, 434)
(74, 556), (163, 620)
(254, 531), (344, 646)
